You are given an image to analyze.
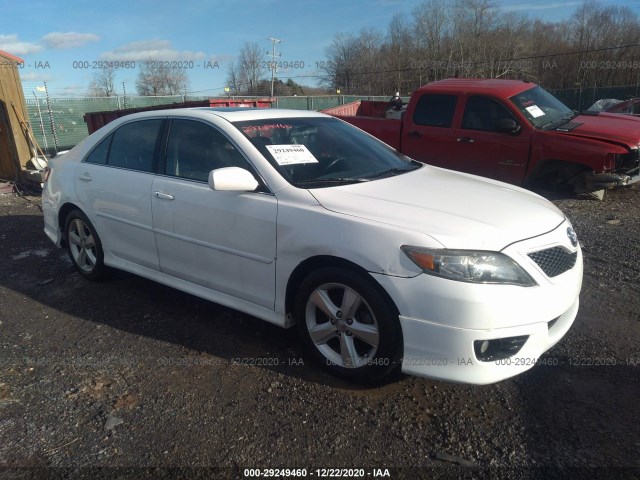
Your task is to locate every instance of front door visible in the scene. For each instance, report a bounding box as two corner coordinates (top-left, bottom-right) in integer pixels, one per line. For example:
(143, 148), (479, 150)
(452, 95), (530, 185)
(151, 119), (278, 309)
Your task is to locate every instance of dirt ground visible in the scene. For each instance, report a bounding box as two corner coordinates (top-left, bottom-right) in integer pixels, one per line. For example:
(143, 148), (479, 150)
(0, 186), (638, 480)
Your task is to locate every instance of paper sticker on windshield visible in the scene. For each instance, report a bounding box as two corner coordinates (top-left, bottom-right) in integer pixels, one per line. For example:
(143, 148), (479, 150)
(525, 105), (545, 118)
(266, 144), (319, 165)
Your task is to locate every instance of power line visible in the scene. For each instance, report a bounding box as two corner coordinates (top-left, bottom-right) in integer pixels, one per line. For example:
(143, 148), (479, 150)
(187, 41), (640, 95)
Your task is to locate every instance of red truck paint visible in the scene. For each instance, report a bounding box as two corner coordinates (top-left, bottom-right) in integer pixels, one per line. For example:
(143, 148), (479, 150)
(324, 79), (640, 194)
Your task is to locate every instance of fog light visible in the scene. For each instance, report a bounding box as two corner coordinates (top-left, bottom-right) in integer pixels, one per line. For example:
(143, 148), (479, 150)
(474, 336), (529, 362)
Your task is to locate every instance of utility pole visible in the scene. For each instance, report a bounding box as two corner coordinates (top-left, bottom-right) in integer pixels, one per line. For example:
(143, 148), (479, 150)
(267, 37), (281, 98)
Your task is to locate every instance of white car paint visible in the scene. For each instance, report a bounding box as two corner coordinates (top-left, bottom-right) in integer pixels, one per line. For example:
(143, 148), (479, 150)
(42, 107), (582, 385)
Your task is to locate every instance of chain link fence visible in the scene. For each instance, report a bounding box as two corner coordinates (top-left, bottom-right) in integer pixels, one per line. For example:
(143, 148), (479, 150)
(26, 94), (393, 155)
(26, 95), (212, 155)
(25, 86), (640, 156)
(548, 85), (640, 111)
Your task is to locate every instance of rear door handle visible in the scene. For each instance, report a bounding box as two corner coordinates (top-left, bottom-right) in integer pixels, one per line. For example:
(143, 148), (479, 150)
(457, 137), (475, 143)
(78, 173), (92, 181)
(154, 192), (175, 200)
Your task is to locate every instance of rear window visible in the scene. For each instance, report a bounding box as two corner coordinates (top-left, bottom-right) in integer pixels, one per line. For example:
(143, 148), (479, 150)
(412, 94), (457, 127)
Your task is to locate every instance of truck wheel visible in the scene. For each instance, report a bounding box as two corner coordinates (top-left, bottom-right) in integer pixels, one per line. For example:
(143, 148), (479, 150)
(64, 210), (108, 280)
(294, 267), (402, 384)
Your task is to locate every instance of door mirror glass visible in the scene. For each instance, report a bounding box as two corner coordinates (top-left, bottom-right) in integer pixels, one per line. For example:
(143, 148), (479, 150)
(208, 167), (259, 191)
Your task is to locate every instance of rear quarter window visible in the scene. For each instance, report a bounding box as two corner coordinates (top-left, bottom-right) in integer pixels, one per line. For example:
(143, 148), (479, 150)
(85, 135), (111, 165)
(412, 94), (457, 127)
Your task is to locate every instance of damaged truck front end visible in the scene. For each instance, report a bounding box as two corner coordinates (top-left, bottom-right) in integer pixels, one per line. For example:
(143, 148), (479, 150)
(570, 149), (640, 194)
(529, 124), (640, 197)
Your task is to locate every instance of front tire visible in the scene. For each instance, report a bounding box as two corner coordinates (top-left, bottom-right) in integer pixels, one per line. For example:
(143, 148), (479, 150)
(294, 267), (402, 384)
(64, 209), (107, 280)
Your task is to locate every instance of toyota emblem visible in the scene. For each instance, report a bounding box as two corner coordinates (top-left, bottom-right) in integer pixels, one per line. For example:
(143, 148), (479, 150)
(567, 227), (578, 247)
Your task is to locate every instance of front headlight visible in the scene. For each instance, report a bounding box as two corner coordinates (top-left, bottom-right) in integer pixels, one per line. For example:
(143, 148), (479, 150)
(401, 246), (537, 286)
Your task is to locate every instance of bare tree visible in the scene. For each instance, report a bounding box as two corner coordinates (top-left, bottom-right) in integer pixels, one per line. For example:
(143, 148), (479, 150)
(382, 13), (413, 94)
(136, 60), (189, 96)
(225, 42), (267, 95)
(226, 62), (242, 95)
(318, 0), (640, 98)
(322, 33), (361, 93)
(88, 66), (116, 97)
(413, 0), (449, 82)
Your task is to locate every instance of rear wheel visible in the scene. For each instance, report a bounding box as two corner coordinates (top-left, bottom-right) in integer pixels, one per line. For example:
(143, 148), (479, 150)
(64, 209), (107, 280)
(295, 268), (402, 383)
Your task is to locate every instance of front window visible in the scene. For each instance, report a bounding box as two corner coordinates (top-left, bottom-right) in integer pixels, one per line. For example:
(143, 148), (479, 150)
(164, 119), (250, 182)
(510, 86), (574, 129)
(233, 117), (420, 188)
(462, 96), (516, 132)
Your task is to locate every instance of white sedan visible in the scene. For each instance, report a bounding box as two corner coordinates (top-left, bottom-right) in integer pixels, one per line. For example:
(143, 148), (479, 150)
(42, 108), (582, 384)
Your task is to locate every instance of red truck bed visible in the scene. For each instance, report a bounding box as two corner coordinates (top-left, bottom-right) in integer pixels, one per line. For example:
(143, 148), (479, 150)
(321, 101), (402, 149)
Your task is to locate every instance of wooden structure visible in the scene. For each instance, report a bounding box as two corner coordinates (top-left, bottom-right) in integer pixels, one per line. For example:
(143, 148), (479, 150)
(0, 50), (32, 180)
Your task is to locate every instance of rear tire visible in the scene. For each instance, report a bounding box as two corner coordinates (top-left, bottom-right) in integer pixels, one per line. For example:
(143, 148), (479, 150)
(294, 267), (402, 384)
(64, 209), (107, 280)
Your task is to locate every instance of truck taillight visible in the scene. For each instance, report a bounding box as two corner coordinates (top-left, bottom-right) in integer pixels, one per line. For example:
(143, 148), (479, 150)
(42, 167), (51, 183)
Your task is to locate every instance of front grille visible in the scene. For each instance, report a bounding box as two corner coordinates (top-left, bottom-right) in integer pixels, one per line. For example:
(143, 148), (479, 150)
(528, 247), (577, 277)
(616, 149), (640, 171)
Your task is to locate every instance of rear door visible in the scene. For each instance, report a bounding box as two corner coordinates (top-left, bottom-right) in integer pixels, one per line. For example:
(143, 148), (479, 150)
(151, 118), (278, 309)
(74, 119), (163, 270)
(452, 95), (530, 184)
(401, 93), (458, 166)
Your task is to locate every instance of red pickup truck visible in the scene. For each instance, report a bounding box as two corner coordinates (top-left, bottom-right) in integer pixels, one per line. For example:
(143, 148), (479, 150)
(323, 79), (640, 195)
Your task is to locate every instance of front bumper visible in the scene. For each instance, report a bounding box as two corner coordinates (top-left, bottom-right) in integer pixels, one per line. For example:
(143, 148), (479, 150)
(372, 219), (583, 384)
(396, 297), (578, 384)
(573, 168), (640, 193)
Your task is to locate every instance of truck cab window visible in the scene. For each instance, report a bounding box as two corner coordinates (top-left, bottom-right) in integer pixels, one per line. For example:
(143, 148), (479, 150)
(412, 94), (457, 127)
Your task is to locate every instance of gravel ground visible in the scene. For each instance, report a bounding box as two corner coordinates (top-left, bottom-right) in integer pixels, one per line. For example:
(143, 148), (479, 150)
(0, 187), (638, 480)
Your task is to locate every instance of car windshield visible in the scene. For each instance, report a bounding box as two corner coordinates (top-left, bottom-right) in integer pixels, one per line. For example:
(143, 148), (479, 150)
(233, 117), (420, 188)
(510, 86), (574, 129)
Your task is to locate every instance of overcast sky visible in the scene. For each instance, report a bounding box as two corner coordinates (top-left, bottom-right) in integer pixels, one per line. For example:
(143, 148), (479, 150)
(2, 0), (638, 96)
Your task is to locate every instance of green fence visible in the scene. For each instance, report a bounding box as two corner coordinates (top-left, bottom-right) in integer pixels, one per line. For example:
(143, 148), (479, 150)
(26, 95), (211, 154)
(26, 94), (395, 154)
(31, 86), (640, 155)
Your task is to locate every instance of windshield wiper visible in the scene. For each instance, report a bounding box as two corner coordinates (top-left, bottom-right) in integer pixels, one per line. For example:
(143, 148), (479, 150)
(295, 177), (370, 187)
(363, 164), (421, 180)
(539, 112), (578, 131)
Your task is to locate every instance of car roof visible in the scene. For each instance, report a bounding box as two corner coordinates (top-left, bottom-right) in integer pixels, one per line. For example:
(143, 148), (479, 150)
(115, 107), (329, 123)
(418, 78), (537, 98)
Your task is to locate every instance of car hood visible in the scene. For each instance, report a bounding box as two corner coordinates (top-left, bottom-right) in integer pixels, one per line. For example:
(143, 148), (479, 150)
(309, 166), (565, 251)
(558, 113), (640, 147)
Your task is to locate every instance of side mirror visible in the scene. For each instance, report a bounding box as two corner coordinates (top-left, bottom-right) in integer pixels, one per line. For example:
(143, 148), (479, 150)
(496, 118), (521, 135)
(208, 167), (259, 192)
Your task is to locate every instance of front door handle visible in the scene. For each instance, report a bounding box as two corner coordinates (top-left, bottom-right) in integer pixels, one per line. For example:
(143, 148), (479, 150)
(154, 192), (175, 200)
(457, 137), (475, 143)
(78, 173), (92, 181)
(407, 131), (422, 138)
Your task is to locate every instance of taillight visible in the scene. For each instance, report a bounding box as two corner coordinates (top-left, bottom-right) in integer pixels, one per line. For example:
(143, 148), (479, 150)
(42, 166), (51, 183)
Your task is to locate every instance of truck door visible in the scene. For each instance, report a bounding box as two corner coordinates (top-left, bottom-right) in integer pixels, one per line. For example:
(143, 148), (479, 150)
(453, 95), (530, 185)
(402, 93), (458, 168)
